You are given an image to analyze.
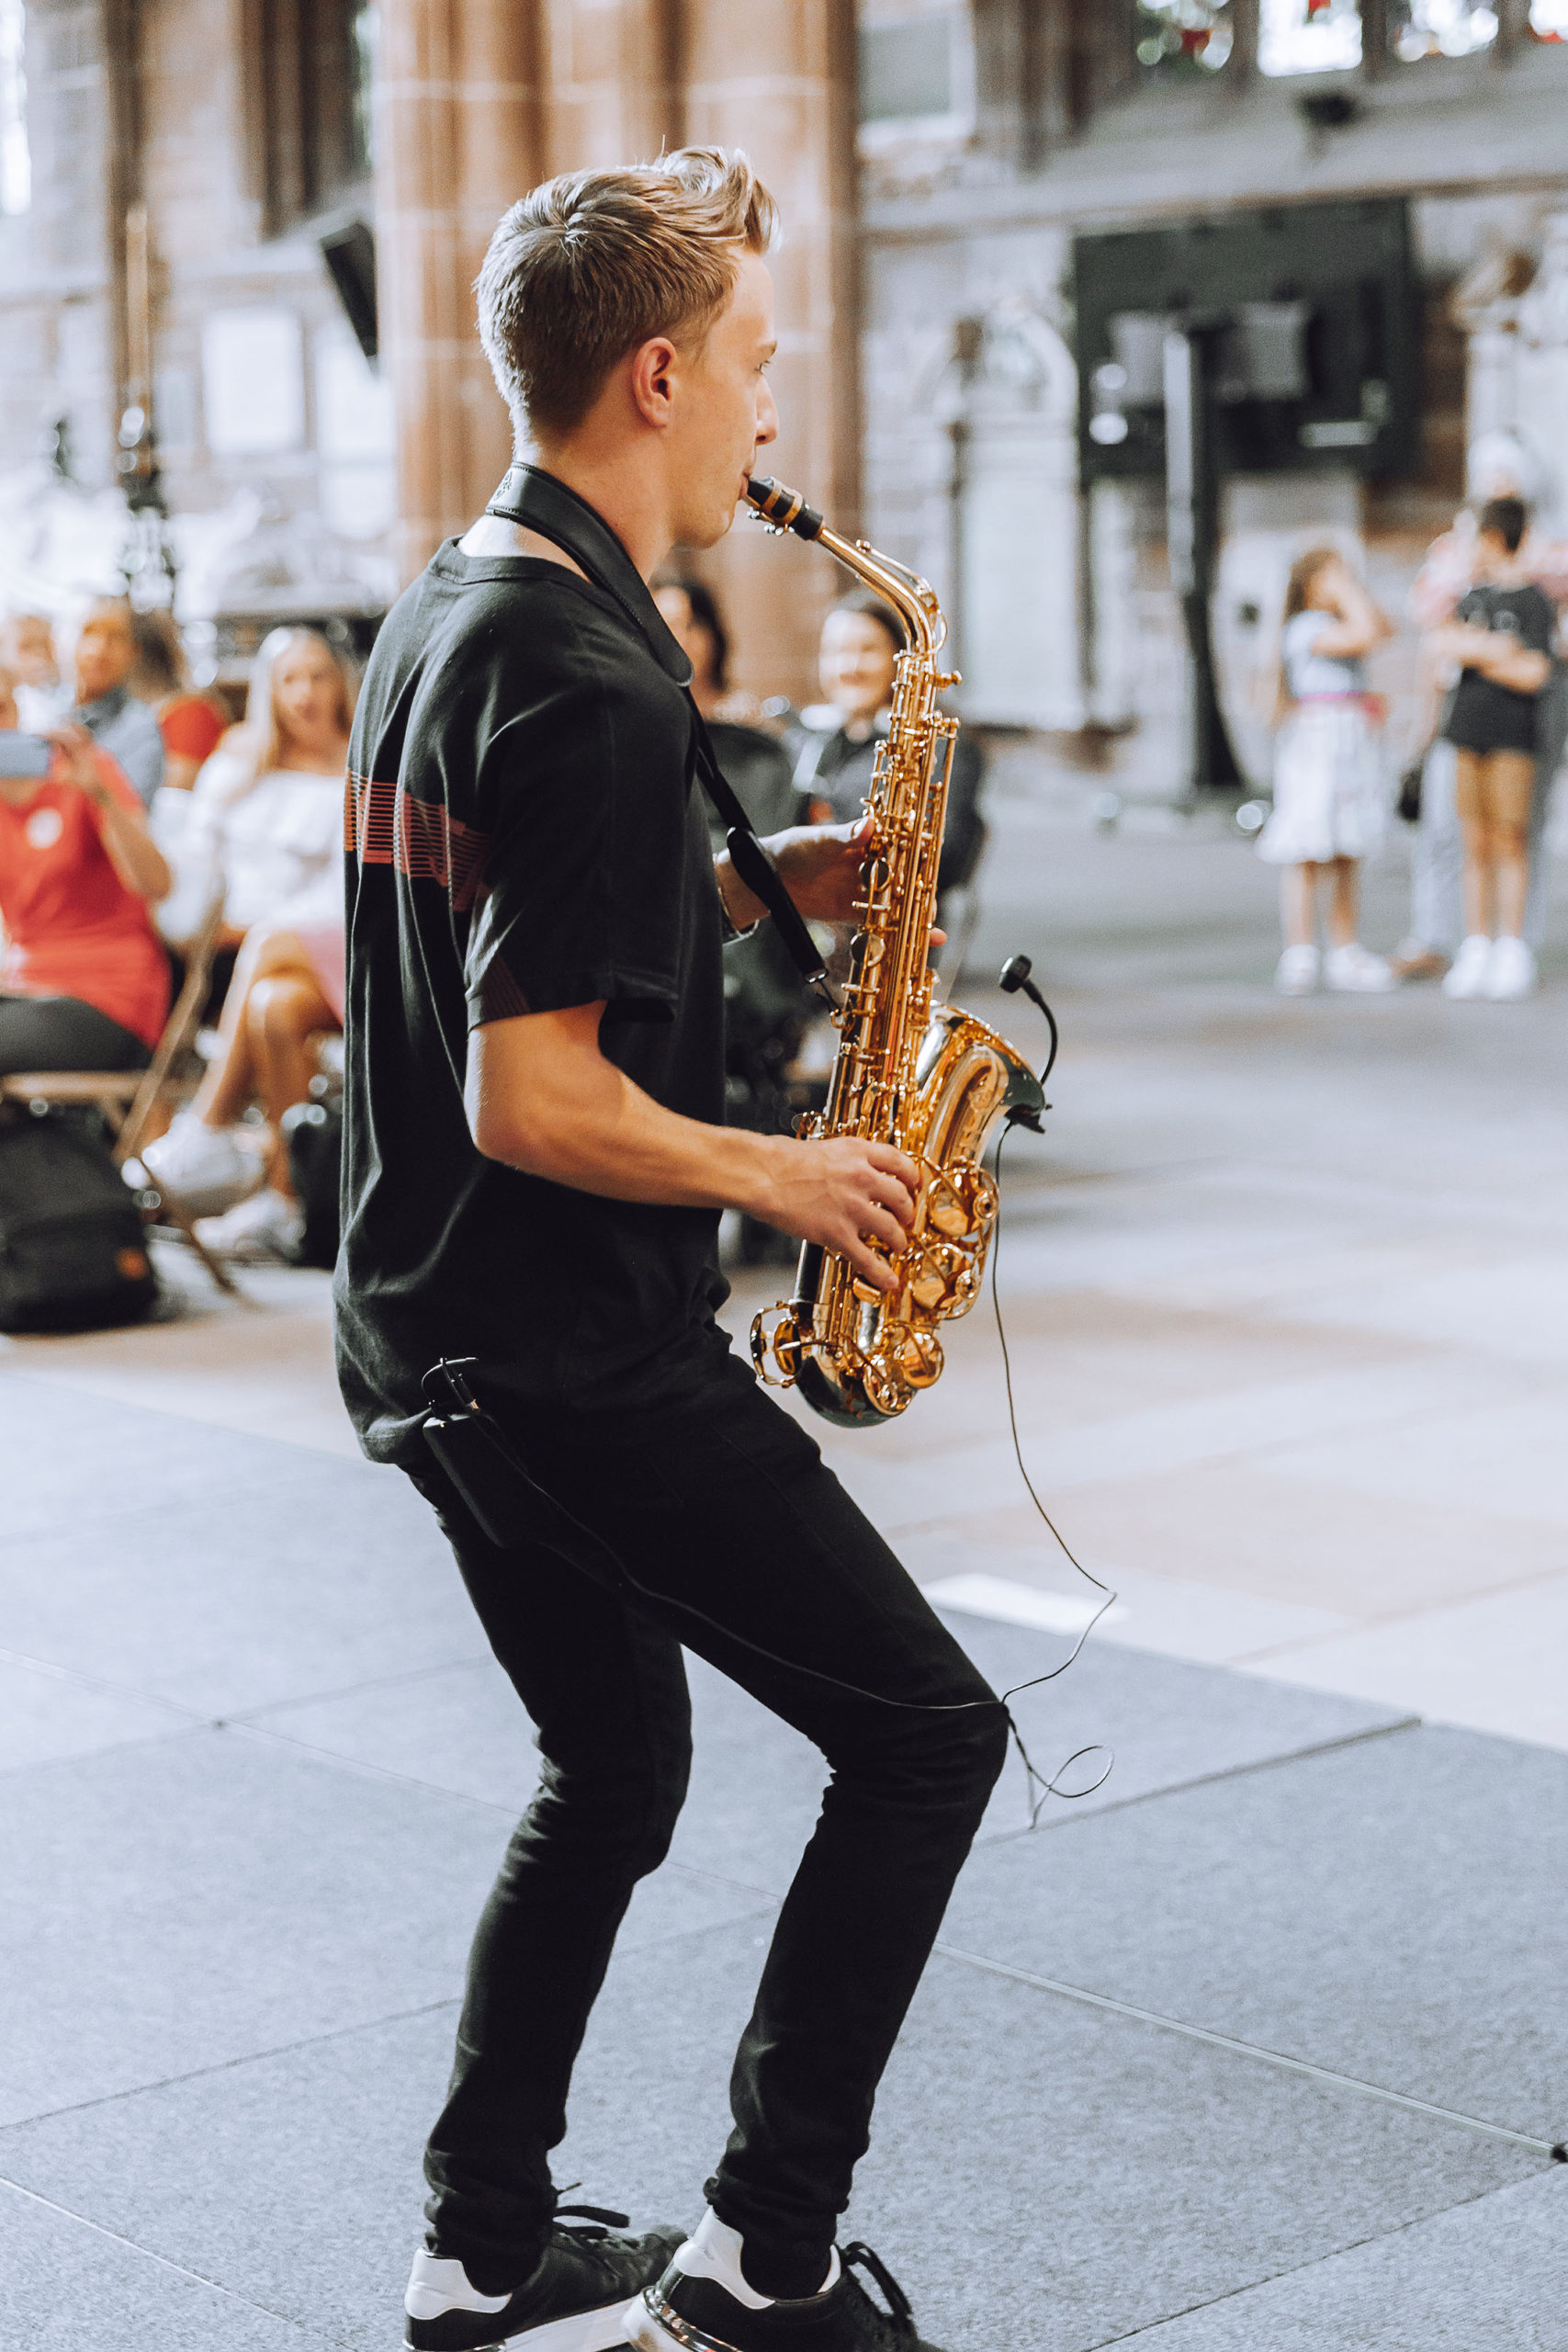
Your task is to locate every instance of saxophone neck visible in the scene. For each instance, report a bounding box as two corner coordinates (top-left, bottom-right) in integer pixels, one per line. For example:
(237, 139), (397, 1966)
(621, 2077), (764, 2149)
(744, 473), (948, 668)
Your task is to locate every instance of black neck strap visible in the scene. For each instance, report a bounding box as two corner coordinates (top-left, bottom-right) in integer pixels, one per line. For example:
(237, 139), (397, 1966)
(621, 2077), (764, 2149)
(484, 467), (831, 1000)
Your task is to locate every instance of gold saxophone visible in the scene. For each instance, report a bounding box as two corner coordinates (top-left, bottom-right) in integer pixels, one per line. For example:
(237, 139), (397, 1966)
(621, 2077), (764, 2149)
(745, 474), (1045, 1428)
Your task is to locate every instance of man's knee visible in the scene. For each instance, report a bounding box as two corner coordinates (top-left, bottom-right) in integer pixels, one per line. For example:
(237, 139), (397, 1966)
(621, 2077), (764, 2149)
(881, 1693), (1010, 1822)
(520, 1740), (691, 1881)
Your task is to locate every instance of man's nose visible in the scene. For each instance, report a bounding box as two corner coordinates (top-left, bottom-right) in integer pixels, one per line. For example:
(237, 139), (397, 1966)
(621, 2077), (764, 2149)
(755, 377), (779, 448)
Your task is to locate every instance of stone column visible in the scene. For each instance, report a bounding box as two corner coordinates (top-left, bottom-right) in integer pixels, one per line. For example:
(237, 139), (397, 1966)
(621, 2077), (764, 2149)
(538, 0), (684, 169)
(373, 0), (545, 580)
(682, 0), (860, 705)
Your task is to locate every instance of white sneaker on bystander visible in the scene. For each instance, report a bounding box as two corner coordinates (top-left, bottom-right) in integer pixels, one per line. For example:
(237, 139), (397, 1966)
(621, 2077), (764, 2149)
(1274, 944), (1320, 996)
(141, 1111), (260, 1217)
(1483, 935), (1537, 1001)
(1324, 943), (1395, 993)
(1441, 934), (1494, 999)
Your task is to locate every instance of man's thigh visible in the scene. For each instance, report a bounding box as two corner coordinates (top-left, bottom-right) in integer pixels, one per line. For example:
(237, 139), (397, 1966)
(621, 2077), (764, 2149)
(405, 1464), (693, 1809)
(525, 1351), (998, 1760)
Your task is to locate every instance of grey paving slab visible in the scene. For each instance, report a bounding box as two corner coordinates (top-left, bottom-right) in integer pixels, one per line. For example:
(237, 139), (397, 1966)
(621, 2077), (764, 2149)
(0, 1649), (191, 1771)
(0, 1367), (345, 1540)
(0, 1916), (1540, 2352)
(0, 2178), (323, 2351)
(0, 1453), (481, 1716)
(249, 1616), (1408, 1900)
(0, 1726), (771, 2126)
(943, 1723), (1568, 2143)
(1124, 2168), (1568, 2351)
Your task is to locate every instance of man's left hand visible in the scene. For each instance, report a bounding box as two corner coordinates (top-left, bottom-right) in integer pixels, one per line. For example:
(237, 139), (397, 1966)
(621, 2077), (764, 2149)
(716, 815), (874, 931)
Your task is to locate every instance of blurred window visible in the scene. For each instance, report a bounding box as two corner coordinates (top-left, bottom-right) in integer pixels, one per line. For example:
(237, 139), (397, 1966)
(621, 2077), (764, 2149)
(0, 0), (28, 218)
(1259, 0), (1362, 74)
(351, 4), (377, 175)
(859, 4), (974, 133)
(1135, 1), (1235, 74)
(254, 0), (373, 234)
(1390, 1), (1497, 56)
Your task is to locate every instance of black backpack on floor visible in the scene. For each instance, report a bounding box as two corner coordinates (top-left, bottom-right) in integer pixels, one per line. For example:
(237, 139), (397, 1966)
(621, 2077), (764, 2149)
(0, 1102), (159, 1333)
(282, 1096), (343, 1271)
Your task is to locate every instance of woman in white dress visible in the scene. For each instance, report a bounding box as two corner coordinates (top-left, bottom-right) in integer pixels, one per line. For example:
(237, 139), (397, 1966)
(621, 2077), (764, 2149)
(1258, 548), (1395, 995)
(142, 626), (355, 1258)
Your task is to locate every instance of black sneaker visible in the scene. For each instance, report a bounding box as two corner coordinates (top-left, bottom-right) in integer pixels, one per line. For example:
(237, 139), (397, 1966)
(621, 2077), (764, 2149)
(406, 2205), (685, 2352)
(625, 2234), (947, 2352)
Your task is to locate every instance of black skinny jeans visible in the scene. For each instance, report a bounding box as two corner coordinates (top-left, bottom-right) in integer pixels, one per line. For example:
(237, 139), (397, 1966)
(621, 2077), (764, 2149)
(407, 1339), (1008, 2296)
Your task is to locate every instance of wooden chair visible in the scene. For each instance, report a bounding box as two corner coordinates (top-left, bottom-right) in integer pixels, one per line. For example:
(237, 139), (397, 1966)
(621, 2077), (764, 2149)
(0, 893), (241, 1295)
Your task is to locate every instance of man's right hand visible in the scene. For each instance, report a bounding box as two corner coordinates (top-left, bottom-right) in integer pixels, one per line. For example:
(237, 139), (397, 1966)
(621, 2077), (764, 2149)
(747, 1136), (920, 1293)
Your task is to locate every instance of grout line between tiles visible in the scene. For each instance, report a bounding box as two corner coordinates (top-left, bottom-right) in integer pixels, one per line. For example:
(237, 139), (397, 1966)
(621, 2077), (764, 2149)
(932, 1942), (1562, 2161)
(0, 1998), (461, 2136)
(1078, 2172), (1562, 2348)
(0, 2170), (325, 2341)
(976, 1712), (1422, 1843)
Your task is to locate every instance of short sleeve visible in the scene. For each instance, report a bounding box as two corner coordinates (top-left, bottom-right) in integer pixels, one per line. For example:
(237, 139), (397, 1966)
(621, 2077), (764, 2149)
(160, 695), (226, 763)
(463, 662), (696, 1030)
(1521, 590), (1556, 657)
(1282, 611), (1329, 660)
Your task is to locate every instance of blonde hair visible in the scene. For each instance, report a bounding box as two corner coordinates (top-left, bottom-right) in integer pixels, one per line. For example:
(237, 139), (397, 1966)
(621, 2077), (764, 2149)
(220, 627), (358, 799)
(1275, 545), (1343, 720)
(477, 145), (778, 439)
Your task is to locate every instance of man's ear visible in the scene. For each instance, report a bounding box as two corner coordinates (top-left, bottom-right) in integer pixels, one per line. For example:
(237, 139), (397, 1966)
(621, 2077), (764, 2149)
(629, 335), (680, 430)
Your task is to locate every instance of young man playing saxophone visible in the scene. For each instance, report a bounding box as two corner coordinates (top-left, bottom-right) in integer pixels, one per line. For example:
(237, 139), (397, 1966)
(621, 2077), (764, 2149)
(336, 148), (1005, 2352)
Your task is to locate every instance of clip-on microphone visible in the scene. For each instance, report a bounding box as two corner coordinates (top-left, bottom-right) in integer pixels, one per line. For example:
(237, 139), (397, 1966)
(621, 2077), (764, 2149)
(998, 954), (1059, 1127)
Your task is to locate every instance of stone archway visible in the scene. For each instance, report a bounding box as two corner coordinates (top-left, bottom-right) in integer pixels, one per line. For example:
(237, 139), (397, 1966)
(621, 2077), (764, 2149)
(936, 300), (1084, 732)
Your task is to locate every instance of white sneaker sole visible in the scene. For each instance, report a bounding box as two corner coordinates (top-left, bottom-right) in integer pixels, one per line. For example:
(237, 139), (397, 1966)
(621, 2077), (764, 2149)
(423, 2296), (639, 2352)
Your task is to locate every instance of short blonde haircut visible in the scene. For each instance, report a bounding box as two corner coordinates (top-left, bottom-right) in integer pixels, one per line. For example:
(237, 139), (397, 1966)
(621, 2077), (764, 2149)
(477, 146), (778, 440)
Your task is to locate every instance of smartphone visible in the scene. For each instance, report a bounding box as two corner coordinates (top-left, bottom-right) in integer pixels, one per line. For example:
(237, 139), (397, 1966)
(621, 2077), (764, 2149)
(0, 733), (52, 780)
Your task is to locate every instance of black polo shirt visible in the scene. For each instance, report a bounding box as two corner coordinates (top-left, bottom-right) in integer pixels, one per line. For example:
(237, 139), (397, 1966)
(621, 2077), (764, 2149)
(333, 468), (729, 1464)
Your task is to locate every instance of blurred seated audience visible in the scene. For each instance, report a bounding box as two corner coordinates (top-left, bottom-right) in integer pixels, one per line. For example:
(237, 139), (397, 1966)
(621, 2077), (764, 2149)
(0, 610), (65, 732)
(67, 597), (165, 808)
(790, 591), (987, 907)
(129, 608), (227, 791)
(140, 626), (354, 1260)
(164, 625), (355, 953)
(0, 665), (171, 1074)
(141, 917), (341, 1261)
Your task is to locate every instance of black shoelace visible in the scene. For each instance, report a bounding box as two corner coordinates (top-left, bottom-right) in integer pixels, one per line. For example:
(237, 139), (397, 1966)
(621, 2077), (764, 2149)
(840, 2242), (917, 2339)
(550, 2201), (629, 2241)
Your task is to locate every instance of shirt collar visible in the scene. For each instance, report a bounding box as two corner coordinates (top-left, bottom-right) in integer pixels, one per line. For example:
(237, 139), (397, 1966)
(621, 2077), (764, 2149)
(74, 684), (130, 725)
(484, 463), (693, 688)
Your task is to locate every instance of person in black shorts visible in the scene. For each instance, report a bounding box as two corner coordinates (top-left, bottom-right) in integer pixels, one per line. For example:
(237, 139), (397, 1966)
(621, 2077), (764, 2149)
(335, 148), (1002, 2352)
(1430, 496), (1557, 1001)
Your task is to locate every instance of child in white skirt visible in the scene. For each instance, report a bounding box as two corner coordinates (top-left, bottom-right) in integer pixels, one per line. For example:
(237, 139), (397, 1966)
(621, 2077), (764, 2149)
(1258, 548), (1395, 995)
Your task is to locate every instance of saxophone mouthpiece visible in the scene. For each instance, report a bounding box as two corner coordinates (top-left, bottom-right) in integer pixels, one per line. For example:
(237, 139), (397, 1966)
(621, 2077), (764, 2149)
(745, 475), (825, 542)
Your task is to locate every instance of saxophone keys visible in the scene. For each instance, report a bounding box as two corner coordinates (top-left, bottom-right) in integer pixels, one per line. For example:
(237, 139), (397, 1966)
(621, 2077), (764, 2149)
(750, 1304), (804, 1388)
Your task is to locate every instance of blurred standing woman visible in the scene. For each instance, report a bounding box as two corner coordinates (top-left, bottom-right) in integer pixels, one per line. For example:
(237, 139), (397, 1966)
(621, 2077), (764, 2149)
(0, 667), (171, 1073)
(1259, 548), (1395, 996)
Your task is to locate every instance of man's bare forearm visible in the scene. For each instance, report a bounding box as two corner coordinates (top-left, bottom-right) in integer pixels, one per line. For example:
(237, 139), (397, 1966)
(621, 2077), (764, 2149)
(468, 1022), (784, 1216)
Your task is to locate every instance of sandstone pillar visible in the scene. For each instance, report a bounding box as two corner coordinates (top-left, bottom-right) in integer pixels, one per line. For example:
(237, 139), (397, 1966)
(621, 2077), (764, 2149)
(538, 0), (684, 171)
(374, 0), (545, 580)
(682, 0), (860, 704)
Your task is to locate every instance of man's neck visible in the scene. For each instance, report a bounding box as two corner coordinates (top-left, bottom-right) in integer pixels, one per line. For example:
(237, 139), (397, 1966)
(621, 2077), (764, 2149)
(519, 442), (676, 582)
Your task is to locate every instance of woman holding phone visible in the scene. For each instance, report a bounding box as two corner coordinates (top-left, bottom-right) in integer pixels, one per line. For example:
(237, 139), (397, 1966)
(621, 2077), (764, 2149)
(0, 664), (171, 1073)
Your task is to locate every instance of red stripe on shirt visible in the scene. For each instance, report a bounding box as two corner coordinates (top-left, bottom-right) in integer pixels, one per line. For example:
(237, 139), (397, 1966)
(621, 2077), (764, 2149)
(346, 774), (490, 912)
